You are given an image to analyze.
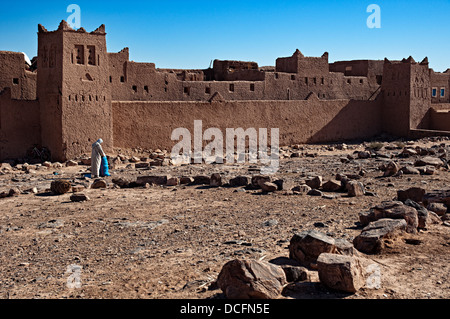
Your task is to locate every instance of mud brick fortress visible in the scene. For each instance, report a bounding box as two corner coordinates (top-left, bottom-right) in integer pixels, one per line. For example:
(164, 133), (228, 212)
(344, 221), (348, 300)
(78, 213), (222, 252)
(0, 21), (449, 162)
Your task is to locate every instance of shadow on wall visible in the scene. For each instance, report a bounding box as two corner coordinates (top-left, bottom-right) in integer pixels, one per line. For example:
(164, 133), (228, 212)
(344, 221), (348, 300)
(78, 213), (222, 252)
(307, 99), (382, 144)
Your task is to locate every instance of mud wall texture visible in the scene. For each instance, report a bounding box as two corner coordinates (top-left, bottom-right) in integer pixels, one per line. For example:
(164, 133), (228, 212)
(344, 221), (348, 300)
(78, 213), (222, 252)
(0, 52), (36, 100)
(430, 108), (450, 131)
(0, 88), (40, 159)
(112, 98), (382, 151)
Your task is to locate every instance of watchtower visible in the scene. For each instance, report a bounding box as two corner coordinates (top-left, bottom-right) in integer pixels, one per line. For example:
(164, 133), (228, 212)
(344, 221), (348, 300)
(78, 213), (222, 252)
(37, 21), (112, 161)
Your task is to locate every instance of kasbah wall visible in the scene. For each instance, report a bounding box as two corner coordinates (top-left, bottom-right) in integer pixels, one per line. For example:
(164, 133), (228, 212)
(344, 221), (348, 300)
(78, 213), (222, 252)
(0, 21), (449, 162)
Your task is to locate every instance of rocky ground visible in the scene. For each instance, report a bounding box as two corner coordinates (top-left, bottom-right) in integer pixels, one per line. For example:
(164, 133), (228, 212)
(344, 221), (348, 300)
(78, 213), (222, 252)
(0, 136), (449, 300)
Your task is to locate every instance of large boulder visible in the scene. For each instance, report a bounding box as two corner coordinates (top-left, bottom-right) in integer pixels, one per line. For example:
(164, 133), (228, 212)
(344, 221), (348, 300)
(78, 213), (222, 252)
(317, 253), (366, 293)
(397, 187), (426, 203)
(358, 201), (418, 233)
(353, 218), (407, 254)
(216, 259), (287, 299)
(289, 230), (356, 269)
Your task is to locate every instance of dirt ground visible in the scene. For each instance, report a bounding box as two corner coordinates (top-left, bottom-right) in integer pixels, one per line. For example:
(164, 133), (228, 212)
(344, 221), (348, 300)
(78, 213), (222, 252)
(0, 137), (449, 300)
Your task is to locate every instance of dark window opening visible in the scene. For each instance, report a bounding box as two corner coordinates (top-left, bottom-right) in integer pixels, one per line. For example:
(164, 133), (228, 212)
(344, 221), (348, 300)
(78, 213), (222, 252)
(12, 78), (19, 85)
(75, 45), (84, 65)
(291, 75), (296, 81)
(347, 79), (351, 84)
(229, 84), (235, 92)
(432, 88), (437, 97)
(441, 88), (445, 97)
(360, 79), (364, 84)
(376, 75), (383, 85)
(144, 86), (149, 93)
(184, 87), (190, 95)
(132, 85), (137, 93)
(109, 76), (112, 83)
(305, 77), (308, 84)
(321, 78), (324, 85)
(275, 73), (279, 79)
(120, 76), (125, 83)
(205, 87), (211, 94)
(87, 46), (96, 66)
(313, 78), (317, 84)
(250, 83), (255, 91)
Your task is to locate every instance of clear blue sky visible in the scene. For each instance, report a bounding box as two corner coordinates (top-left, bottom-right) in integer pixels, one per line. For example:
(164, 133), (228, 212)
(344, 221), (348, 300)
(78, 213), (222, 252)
(1, 0), (449, 71)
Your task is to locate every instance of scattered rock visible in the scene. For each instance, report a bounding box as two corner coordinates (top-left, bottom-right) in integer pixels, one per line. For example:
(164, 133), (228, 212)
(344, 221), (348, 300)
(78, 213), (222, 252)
(91, 179), (107, 189)
(317, 253), (366, 293)
(322, 179), (342, 192)
(166, 177), (179, 187)
(251, 175), (271, 189)
(400, 166), (420, 175)
(306, 176), (322, 190)
(261, 182), (278, 193)
(359, 201), (418, 233)
(288, 230), (354, 269)
(353, 218), (407, 254)
(414, 157), (443, 168)
(192, 175), (211, 185)
(397, 187), (426, 203)
(307, 189), (322, 196)
(383, 161), (400, 177)
(346, 181), (365, 197)
(427, 202), (448, 216)
(229, 176), (249, 187)
(291, 185), (312, 194)
(136, 175), (169, 186)
(50, 180), (72, 195)
(210, 173), (222, 187)
(70, 193), (89, 202)
(180, 177), (194, 185)
(65, 160), (78, 167)
(216, 259), (287, 299)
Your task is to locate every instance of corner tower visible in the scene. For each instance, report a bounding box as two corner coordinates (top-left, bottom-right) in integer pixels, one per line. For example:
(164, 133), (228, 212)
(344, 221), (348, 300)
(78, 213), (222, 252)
(381, 56), (431, 137)
(37, 21), (112, 161)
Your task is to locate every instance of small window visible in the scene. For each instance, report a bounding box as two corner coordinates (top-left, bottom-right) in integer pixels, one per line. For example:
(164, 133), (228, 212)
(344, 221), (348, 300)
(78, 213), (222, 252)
(250, 83), (255, 91)
(87, 45), (96, 66)
(274, 73), (279, 79)
(184, 87), (190, 95)
(313, 78), (317, 84)
(109, 76), (112, 83)
(360, 79), (364, 84)
(305, 77), (308, 84)
(321, 77), (324, 85)
(205, 87), (211, 94)
(432, 88), (437, 97)
(291, 75), (296, 81)
(144, 86), (149, 93)
(132, 85), (137, 93)
(120, 76), (125, 83)
(440, 88), (445, 97)
(229, 84), (235, 92)
(347, 79), (351, 84)
(12, 78), (19, 85)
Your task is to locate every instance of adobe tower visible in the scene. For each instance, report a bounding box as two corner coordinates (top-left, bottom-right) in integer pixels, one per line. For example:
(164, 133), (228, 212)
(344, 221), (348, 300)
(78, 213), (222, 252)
(37, 21), (113, 162)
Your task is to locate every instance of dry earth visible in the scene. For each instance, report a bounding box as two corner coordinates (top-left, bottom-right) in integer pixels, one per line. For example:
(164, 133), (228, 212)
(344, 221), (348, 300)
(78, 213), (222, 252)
(0, 137), (449, 300)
